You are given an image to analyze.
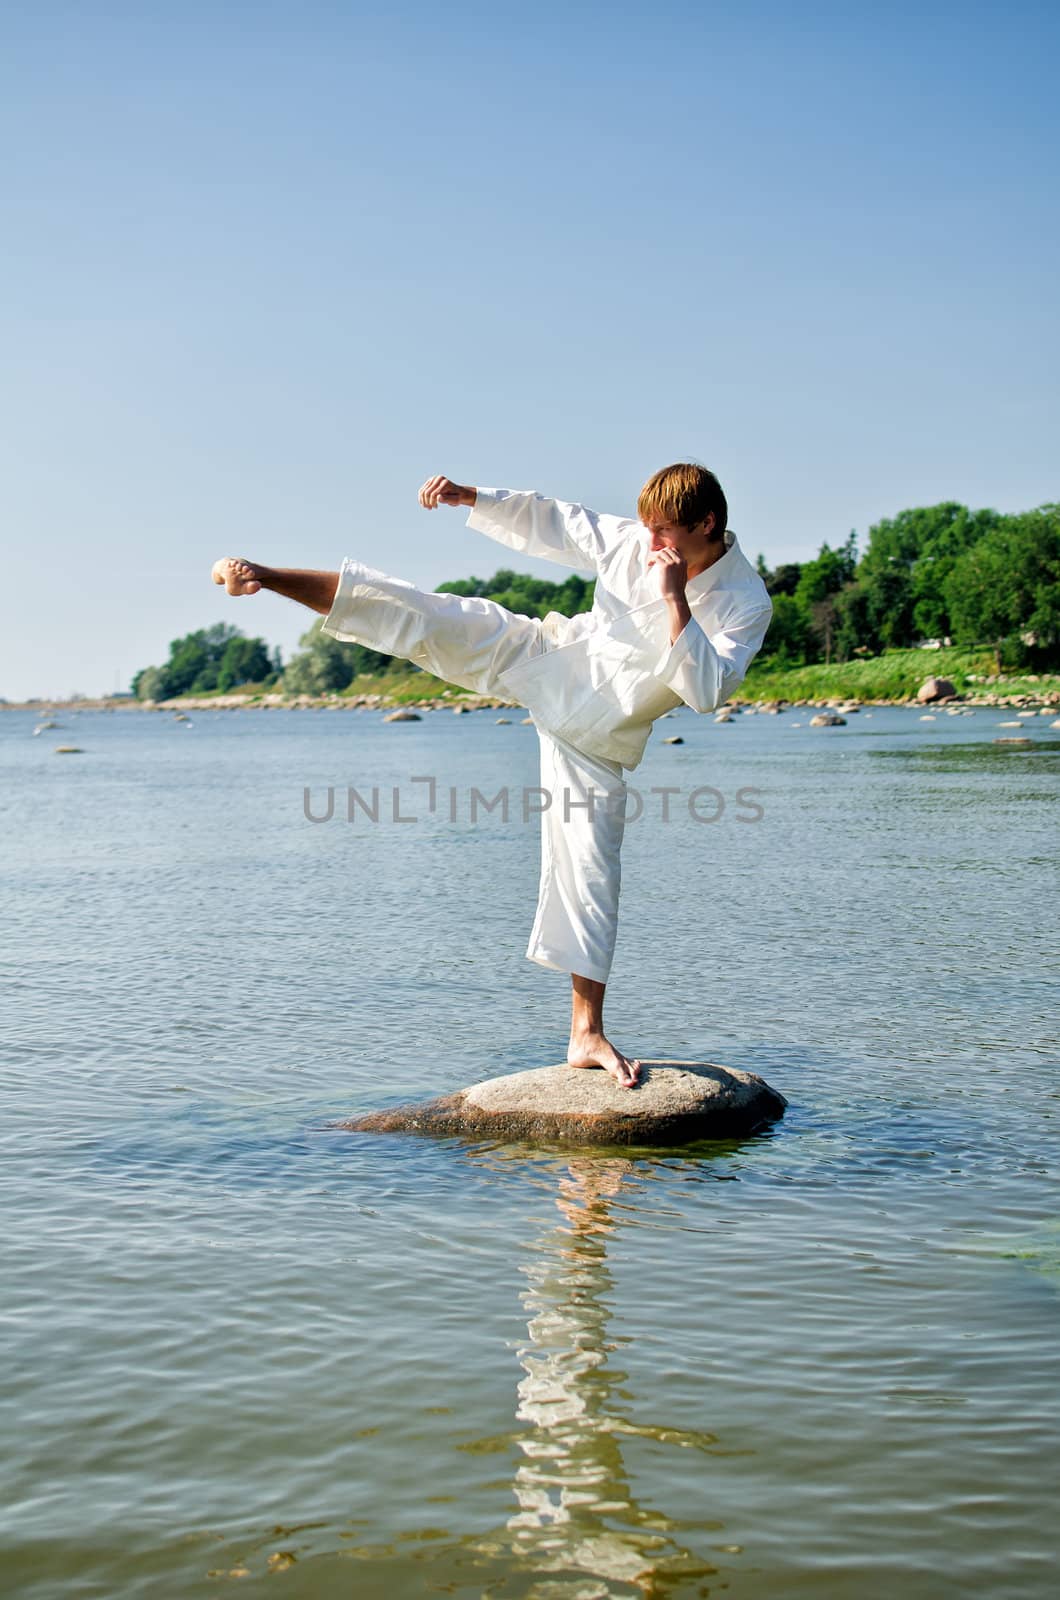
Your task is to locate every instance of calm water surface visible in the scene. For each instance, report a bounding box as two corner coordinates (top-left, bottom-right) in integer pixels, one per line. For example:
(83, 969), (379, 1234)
(2, 703), (1058, 1598)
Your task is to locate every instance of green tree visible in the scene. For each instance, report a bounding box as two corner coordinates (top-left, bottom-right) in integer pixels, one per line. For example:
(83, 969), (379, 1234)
(863, 564), (916, 650)
(857, 502), (1004, 644)
(763, 561), (802, 598)
(283, 620), (394, 693)
(132, 623), (275, 699)
(794, 535), (857, 611)
(833, 582), (873, 662)
(131, 664), (170, 701)
(437, 568), (594, 619)
(944, 505), (1060, 668)
(761, 593), (812, 664)
(217, 635), (274, 691)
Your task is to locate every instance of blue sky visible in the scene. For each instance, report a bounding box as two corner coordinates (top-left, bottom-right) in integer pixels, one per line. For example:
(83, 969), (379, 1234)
(1, 0), (1057, 698)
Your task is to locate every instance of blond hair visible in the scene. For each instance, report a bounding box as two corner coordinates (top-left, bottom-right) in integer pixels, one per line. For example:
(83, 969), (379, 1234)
(637, 462), (727, 538)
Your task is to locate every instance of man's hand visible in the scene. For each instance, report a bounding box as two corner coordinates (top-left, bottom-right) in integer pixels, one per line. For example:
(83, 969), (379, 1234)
(649, 547), (693, 643)
(648, 545), (689, 601)
(418, 475), (476, 510)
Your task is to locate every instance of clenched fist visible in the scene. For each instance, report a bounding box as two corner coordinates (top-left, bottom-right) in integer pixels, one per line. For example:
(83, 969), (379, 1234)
(647, 544), (689, 601)
(418, 475), (476, 510)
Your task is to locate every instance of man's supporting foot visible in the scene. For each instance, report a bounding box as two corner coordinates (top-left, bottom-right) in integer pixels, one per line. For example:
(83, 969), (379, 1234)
(567, 974), (641, 1089)
(212, 557), (263, 595)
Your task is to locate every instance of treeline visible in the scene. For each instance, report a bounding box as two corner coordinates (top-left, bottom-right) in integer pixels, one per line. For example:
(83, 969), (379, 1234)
(130, 502), (1059, 697)
(131, 624), (282, 700)
(436, 567), (595, 618)
(131, 619), (392, 699)
(758, 502), (1060, 669)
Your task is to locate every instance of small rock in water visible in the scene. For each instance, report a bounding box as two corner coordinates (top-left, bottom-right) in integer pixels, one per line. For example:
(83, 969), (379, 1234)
(339, 1061), (786, 1146)
(383, 709), (421, 722)
(810, 713), (846, 727)
(54, 746), (83, 754)
(495, 717), (512, 724)
(663, 735), (684, 744)
(521, 716), (535, 724)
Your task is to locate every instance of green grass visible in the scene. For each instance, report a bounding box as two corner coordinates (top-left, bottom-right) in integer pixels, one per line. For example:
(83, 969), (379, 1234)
(337, 668), (484, 704)
(156, 649), (1060, 709)
(738, 646), (1060, 703)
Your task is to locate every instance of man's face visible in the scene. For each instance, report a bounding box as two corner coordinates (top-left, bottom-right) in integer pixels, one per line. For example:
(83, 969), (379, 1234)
(643, 514), (716, 566)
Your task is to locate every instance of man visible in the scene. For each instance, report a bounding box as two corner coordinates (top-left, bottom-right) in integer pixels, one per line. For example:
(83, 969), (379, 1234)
(211, 464), (772, 1088)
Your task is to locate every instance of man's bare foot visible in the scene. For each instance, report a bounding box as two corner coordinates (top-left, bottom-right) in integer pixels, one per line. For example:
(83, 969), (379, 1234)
(212, 557), (263, 596)
(567, 1031), (642, 1090)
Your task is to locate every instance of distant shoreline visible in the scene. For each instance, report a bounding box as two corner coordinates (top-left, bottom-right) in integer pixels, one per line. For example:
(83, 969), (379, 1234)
(4, 683), (1059, 715)
(13, 644), (1056, 715)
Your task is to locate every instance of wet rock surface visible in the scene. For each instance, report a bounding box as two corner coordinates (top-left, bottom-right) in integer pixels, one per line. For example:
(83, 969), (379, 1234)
(339, 1061), (787, 1146)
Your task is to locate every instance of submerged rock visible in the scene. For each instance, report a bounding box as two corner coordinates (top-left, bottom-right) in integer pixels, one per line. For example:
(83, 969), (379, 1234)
(383, 709), (422, 722)
(339, 1061), (787, 1146)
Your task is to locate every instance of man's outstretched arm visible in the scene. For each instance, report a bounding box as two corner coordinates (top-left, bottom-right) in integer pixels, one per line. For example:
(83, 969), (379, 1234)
(418, 473), (628, 575)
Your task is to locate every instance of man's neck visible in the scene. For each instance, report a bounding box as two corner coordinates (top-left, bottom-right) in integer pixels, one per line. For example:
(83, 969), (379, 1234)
(686, 535), (729, 582)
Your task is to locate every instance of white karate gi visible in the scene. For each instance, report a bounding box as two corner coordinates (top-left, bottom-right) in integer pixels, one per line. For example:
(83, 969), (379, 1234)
(322, 489), (772, 982)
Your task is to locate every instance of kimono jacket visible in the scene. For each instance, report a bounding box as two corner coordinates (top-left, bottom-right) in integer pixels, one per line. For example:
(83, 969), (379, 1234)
(467, 488), (773, 770)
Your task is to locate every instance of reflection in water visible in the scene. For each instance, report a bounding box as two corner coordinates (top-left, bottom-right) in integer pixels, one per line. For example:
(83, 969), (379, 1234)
(482, 1156), (729, 1596)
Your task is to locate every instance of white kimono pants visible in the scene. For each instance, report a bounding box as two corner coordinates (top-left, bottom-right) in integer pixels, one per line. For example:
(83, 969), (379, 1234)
(324, 559), (628, 983)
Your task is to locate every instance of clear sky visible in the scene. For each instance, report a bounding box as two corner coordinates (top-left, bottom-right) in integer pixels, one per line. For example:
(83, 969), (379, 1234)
(1, 0), (1057, 699)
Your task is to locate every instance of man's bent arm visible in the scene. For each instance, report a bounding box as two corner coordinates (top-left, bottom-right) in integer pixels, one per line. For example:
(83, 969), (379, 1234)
(654, 605), (774, 712)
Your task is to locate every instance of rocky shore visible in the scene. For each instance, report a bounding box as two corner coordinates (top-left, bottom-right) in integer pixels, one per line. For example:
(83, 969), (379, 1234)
(5, 672), (1060, 718)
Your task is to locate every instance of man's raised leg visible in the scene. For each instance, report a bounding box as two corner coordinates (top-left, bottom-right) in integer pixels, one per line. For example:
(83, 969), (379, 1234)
(211, 558), (338, 614)
(567, 975), (641, 1089)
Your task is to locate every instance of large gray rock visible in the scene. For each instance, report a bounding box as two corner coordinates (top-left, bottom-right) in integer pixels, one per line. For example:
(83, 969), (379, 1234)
(917, 675), (956, 703)
(339, 1061), (786, 1146)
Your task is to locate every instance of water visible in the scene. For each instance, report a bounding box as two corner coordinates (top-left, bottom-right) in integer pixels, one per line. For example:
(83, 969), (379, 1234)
(2, 703), (1058, 1598)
